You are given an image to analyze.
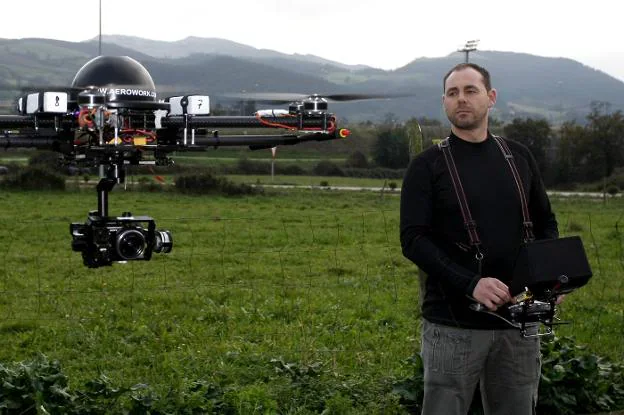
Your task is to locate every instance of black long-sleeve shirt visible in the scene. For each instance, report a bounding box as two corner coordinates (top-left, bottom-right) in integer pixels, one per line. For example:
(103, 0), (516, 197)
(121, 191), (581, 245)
(400, 132), (558, 328)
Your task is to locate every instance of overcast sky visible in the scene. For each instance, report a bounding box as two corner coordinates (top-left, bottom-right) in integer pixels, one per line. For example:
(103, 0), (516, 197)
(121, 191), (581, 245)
(1, 0), (621, 81)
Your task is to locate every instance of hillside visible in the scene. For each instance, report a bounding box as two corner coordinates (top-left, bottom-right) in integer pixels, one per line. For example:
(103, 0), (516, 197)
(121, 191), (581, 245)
(95, 35), (371, 70)
(1, 36), (623, 123)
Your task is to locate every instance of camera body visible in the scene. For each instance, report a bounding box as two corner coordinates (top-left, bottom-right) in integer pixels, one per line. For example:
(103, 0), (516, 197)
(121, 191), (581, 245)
(70, 211), (172, 268)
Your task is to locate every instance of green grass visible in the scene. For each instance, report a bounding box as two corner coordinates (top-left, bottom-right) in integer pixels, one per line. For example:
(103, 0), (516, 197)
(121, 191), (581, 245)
(0, 189), (413, 403)
(0, 188), (623, 411)
(67, 174), (402, 191)
(0, 149), (36, 166)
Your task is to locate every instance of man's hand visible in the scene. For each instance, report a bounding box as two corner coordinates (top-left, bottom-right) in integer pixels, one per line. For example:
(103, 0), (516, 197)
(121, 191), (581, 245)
(472, 277), (512, 311)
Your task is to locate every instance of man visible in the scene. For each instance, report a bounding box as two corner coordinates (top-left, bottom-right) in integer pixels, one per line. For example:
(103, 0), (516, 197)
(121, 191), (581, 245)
(399, 63), (558, 414)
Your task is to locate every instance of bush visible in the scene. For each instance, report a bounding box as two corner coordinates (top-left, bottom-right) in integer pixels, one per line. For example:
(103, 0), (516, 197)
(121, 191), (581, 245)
(313, 160), (344, 177)
(0, 354), (403, 414)
(0, 355), (74, 414)
(538, 336), (624, 414)
(607, 185), (619, 196)
(174, 172), (262, 196)
(0, 166), (66, 190)
(393, 336), (624, 414)
(28, 151), (62, 169)
(0, 162), (20, 175)
(0, 354), (231, 413)
(344, 151), (369, 168)
(342, 167), (405, 179)
(138, 177), (167, 192)
(236, 158), (271, 175)
(276, 164), (307, 176)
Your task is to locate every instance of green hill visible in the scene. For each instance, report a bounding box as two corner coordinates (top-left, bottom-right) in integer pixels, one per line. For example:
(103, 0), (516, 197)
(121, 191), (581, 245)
(1, 36), (623, 123)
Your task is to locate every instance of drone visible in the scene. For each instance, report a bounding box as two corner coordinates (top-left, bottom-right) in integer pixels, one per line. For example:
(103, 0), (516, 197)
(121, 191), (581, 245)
(0, 55), (388, 268)
(469, 236), (593, 337)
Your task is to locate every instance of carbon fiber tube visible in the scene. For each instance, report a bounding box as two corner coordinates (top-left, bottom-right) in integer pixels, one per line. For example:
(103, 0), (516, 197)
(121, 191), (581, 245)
(189, 133), (334, 148)
(0, 114), (330, 130)
(0, 132), (336, 152)
(161, 115), (328, 129)
(0, 115), (75, 128)
(0, 136), (59, 149)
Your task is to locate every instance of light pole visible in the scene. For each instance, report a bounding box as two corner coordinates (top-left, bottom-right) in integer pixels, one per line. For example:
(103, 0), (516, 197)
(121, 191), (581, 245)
(557, 81), (563, 125)
(458, 39), (479, 63)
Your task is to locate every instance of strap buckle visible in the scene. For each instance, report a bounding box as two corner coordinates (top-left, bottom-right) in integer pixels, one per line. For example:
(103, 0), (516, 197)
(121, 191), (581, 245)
(464, 220), (478, 231)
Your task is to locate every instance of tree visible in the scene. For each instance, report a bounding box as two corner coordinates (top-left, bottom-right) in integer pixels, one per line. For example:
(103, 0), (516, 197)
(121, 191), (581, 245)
(415, 116), (441, 127)
(585, 101), (624, 179)
(503, 118), (552, 177)
(554, 121), (588, 185)
(372, 126), (409, 169)
(344, 150), (369, 168)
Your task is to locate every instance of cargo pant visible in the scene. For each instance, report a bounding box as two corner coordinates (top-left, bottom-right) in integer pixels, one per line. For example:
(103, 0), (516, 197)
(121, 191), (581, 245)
(420, 319), (540, 415)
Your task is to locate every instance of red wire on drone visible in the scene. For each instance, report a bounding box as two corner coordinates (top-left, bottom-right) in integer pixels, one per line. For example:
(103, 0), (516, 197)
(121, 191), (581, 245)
(255, 113), (338, 134)
(255, 113), (297, 130)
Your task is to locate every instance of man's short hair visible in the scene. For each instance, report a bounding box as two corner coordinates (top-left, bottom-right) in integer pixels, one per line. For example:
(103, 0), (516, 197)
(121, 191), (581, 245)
(443, 63), (492, 92)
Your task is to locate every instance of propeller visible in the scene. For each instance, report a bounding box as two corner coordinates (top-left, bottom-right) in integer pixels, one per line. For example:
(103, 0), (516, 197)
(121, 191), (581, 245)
(220, 91), (414, 104)
(11, 84), (153, 94)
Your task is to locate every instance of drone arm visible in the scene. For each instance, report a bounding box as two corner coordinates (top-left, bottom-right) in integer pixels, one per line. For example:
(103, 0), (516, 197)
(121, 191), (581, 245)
(0, 115), (75, 128)
(0, 135), (61, 149)
(189, 132), (338, 149)
(161, 115), (327, 130)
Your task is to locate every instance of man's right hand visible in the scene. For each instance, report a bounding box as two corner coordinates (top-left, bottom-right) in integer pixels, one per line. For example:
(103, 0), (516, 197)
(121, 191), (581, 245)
(472, 277), (512, 311)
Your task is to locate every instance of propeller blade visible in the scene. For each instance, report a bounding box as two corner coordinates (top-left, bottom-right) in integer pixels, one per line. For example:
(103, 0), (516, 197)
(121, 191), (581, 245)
(220, 92), (310, 104)
(11, 84), (158, 95)
(323, 92), (414, 102)
(220, 91), (415, 103)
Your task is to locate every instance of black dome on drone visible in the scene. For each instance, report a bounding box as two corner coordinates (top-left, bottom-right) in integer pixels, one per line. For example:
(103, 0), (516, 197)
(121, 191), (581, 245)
(71, 56), (158, 105)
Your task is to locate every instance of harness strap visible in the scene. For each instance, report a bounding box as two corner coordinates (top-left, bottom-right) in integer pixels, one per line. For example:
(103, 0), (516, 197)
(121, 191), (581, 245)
(437, 135), (536, 267)
(437, 138), (483, 269)
(492, 135), (535, 242)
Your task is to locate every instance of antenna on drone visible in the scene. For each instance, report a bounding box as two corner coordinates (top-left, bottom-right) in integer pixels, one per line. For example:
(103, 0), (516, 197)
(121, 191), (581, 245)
(458, 39), (479, 63)
(98, 0), (102, 55)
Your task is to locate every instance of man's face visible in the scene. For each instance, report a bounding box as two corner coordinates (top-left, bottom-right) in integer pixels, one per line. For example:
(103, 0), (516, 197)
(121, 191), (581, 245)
(442, 68), (496, 131)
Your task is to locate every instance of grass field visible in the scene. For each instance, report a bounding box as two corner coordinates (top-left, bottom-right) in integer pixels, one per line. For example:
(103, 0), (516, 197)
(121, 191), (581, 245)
(226, 174), (401, 188)
(0, 187), (623, 412)
(70, 173), (403, 189)
(0, 148), (347, 166)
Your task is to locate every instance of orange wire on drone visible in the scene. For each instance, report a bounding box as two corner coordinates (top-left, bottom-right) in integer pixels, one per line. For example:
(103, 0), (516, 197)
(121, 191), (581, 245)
(119, 129), (157, 144)
(78, 108), (95, 128)
(255, 113), (338, 133)
(77, 108), (112, 129)
(255, 112), (297, 130)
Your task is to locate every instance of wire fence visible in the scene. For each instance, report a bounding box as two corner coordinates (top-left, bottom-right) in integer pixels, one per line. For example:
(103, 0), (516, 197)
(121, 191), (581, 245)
(0, 205), (415, 372)
(0, 200), (623, 368)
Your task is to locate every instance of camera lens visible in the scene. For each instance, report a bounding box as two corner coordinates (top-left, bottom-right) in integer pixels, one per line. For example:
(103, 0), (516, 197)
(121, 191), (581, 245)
(153, 230), (173, 254)
(116, 228), (147, 260)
